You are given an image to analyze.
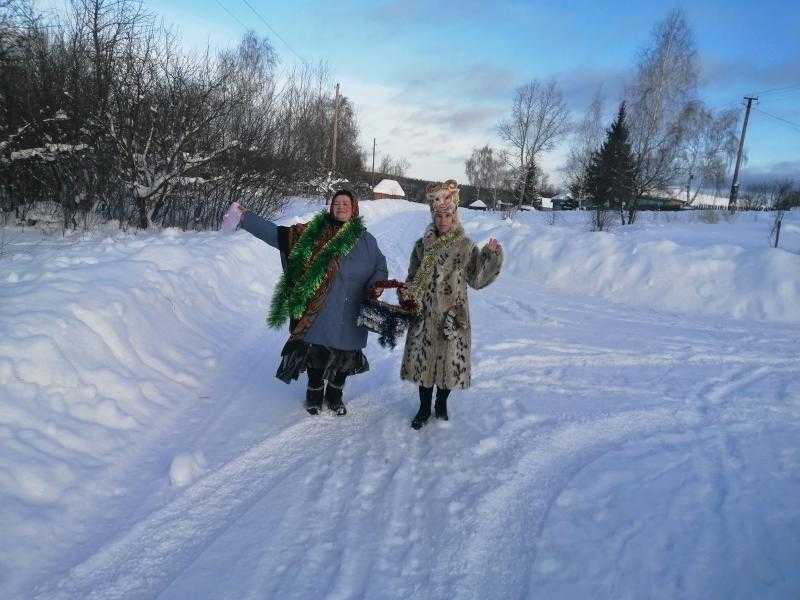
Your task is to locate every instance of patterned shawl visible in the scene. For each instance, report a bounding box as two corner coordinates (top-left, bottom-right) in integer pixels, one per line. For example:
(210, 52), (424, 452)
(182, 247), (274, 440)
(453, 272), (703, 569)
(269, 211), (365, 341)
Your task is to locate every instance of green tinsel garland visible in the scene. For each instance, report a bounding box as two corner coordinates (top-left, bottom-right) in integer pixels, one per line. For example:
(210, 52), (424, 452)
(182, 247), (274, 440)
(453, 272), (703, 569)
(268, 212), (365, 328)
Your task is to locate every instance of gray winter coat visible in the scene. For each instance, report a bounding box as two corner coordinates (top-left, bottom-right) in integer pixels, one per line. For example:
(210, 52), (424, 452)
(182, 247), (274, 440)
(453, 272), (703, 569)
(241, 211), (388, 351)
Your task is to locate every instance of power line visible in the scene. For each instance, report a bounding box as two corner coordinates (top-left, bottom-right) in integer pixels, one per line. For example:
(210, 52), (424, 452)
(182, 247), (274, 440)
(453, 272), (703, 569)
(759, 87), (800, 100)
(239, 0), (307, 64)
(212, 0), (249, 31)
(753, 83), (800, 96)
(754, 107), (800, 134)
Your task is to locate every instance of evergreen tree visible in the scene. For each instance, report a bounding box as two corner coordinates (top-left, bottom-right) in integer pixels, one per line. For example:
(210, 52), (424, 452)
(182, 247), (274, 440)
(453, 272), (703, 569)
(586, 102), (637, 227)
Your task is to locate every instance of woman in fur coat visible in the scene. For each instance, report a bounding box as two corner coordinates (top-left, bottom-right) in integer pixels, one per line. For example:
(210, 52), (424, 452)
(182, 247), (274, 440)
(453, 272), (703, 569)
(400, 180), (503, 429)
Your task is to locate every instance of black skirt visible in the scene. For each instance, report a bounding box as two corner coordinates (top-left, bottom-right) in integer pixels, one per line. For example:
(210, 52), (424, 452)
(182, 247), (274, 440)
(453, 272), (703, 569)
(276, 340), (370, 384)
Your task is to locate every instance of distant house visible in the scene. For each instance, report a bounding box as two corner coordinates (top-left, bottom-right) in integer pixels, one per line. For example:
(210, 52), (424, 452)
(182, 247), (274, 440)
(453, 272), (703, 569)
(466, 199), (488, 210)
(655, 187), (725, 210)
(636, 196), (686, 211)
(527, 194), (544, 209)
(372, 179), (406, 200)
(686, 192), (729, 210)
(550, 194), (578, 210)
(583, 190), (686, 211)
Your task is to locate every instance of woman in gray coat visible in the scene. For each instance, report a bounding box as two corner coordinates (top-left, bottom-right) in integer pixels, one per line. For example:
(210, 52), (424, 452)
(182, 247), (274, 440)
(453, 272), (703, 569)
(226, 190), (388, 416)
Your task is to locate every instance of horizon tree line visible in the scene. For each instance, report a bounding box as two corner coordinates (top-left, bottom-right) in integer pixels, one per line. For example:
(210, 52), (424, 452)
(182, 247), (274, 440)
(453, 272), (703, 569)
(1, 0), (366, 230)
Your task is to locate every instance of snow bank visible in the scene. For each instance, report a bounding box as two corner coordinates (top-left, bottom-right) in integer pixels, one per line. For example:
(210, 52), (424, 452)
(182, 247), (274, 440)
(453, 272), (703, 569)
(361, 201), (800, 324)
(0, 226), (279, 585)
(455, 208), (800, 324)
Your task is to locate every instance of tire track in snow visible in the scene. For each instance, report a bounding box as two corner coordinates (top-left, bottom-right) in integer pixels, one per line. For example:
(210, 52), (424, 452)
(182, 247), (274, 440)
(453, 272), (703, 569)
(32, 407), (391, 600)
(456, 407), (702, 600)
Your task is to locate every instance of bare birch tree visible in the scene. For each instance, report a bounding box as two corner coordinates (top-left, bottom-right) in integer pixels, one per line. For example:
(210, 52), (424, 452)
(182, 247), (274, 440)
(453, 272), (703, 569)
(497, 79), (570, 213)
(465, 144), (506, 208)
(378, 154), (410, 178)
(562, 88), (605, 207)
(676, 101), (739, 203)
(626, 8), (699, 223)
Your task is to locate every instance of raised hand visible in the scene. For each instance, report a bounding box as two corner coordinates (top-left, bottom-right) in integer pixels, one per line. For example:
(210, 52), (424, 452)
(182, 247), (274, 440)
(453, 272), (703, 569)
(221, 201), (243, 232)
(485, 238), (502, 254)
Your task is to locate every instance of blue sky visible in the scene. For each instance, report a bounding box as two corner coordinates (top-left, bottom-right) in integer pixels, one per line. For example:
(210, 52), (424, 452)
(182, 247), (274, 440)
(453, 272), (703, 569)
(82, 0), (800, 184)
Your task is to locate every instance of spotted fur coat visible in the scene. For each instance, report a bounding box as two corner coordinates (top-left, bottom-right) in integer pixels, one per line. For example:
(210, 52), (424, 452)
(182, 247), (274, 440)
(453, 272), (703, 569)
(400, 223), (503, 389)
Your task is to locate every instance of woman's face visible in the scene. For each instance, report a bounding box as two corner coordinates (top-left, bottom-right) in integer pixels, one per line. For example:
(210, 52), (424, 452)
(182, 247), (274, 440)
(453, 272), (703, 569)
(434, 209), (454, 234)
(331, 195), (353, 222)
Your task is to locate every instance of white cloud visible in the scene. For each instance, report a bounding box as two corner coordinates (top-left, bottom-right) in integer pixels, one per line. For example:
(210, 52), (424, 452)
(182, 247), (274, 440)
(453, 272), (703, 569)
(343, 77), (569, 184)
(342, 78), (486, 181)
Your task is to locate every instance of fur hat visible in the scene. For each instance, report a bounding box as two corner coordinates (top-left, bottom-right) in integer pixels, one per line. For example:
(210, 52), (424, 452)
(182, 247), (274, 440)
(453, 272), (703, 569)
(426, 179), (460, 220)
(329, 189), (359, 218)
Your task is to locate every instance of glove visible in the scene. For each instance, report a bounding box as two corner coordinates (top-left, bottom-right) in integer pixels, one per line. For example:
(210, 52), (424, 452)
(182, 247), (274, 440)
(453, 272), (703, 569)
(221, 202), (243, 232)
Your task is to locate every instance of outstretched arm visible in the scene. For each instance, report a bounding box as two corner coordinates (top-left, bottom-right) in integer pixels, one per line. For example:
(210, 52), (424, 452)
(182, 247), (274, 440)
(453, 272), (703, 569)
(466, 239), (503, 289)
(240, 211), (279, 249)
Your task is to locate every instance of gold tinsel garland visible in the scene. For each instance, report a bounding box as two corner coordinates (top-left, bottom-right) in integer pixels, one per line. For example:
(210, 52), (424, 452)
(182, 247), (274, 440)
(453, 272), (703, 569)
(407, 228), (462, 312)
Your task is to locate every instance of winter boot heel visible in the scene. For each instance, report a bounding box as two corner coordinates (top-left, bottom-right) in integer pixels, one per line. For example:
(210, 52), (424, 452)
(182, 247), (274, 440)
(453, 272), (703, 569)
(325, 382), (347, 416)
(434, 396), (449, 420)
(411, 398), (432, 430)
(306, 385), (324, 415)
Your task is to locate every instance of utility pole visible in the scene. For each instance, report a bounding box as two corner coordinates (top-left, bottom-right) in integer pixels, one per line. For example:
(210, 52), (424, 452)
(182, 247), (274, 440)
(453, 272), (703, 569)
(728, 96), (757, 212)
(331, 83), (340, 175)
(371, 138), (376, 187)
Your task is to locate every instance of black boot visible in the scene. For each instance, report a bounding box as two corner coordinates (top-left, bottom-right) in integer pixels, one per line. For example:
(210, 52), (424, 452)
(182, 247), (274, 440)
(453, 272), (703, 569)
(434, 387), (450, 420)
(305, 385), (323, 415)
(325, 381), (347, 416)
(411, 386), (433, 430)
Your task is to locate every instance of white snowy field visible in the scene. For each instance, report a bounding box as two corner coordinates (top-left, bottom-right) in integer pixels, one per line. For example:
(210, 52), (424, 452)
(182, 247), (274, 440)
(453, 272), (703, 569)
(1, 201), (799, 599)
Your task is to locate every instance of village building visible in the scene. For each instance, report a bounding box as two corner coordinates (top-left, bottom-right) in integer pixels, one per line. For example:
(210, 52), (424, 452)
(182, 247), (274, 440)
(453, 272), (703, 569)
(372, 179), (406, 200)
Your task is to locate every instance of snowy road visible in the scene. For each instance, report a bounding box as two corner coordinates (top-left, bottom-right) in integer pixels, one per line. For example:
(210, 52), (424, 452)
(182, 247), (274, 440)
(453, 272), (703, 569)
(3, 204), (799, 599)
(34, 279), (800, 600)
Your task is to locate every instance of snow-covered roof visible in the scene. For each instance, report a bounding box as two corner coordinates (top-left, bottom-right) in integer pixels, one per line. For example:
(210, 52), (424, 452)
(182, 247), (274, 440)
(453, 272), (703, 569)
(469, 199), (487, 208)
(660, 187), (728, 208)
(373, 179), (405, 197)
(688, 192), (729, 209)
